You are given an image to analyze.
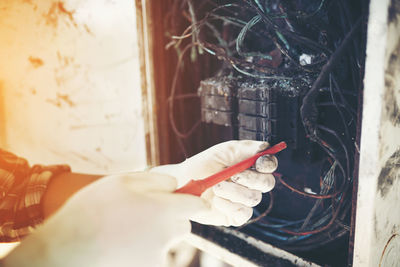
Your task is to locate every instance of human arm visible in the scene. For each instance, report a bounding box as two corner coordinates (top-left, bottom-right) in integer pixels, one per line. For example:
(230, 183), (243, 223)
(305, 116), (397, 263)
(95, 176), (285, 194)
(42, 172), (103, 218)
(3, 172), (206, 267)
(0, 149), (72, 242)
(0, 148), (102, 242)
(2, 140), (278, 266)
(41, 140), (278, 224)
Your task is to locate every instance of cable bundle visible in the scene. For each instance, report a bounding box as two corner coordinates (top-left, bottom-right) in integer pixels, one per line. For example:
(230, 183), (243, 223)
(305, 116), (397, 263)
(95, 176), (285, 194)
(165, 0), (367, 253)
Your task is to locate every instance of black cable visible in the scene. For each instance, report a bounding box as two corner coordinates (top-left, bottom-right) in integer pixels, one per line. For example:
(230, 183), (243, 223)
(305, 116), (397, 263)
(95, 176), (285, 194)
(300, 18), (361, 140)
(166, 0), (362, 249)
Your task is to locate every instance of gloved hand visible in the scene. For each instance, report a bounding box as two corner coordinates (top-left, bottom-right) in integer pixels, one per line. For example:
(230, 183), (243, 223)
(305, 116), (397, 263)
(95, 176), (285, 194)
(3, 172), (207, 267)
(151, 140), (278, 227)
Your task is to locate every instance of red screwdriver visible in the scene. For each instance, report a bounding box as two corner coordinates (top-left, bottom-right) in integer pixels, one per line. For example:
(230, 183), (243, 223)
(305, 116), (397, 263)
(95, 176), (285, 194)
(174, 141), (287, 196)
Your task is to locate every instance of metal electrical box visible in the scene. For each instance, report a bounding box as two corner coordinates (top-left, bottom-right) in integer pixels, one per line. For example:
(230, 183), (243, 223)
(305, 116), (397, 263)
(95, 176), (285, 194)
(136, 0), (400, 265)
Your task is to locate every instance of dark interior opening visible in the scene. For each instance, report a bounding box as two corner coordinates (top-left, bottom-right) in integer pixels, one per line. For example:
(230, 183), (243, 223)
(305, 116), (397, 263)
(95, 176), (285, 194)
(143, 0), (370, 265)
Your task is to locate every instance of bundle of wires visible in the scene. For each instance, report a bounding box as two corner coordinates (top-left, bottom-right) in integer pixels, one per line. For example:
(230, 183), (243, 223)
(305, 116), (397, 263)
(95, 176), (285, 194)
(165, 0), (367, 251)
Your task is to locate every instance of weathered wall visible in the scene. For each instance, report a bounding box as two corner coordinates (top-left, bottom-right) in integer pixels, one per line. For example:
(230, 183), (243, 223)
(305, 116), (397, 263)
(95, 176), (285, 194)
(353, 0), (400, 266)
(0, 0), (147, 174)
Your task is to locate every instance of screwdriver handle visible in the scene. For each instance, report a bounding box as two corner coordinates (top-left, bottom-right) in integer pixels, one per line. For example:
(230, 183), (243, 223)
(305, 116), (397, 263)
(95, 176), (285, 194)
(174, 141), (287, 196)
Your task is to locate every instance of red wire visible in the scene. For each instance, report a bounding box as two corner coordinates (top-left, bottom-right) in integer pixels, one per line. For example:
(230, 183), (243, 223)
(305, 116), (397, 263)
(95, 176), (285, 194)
(274, 172), (343, 199)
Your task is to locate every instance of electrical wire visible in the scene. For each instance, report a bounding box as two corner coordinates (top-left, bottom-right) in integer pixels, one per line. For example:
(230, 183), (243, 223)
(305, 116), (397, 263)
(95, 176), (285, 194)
(165, 0), (365, 250)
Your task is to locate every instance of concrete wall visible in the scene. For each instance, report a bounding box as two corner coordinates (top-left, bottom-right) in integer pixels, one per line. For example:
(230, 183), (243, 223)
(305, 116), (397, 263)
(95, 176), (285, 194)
(354, 0), (400, 266)
(0, 0), (147, 174)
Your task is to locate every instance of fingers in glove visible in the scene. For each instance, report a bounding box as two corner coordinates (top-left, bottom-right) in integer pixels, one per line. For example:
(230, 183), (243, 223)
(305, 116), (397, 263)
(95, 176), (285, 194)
(213, 181), (262, 207)
(213, 196), (253, 226)
(161, 193), (208, 219)
(231, 170), (276, 193)
(189, 209), (231, 227)
(206, 140), (270, 166)
(255, 155), (278, 173)
(167, 140), (271, 182)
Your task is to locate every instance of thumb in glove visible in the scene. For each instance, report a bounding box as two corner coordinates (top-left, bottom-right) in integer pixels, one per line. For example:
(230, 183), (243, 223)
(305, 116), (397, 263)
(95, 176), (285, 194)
(150, 140), (278, 227)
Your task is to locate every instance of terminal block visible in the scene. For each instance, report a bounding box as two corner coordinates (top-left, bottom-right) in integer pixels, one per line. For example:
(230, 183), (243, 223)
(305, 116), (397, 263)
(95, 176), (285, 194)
(199, 75), (312, 149)
(198, 76), (237, 127)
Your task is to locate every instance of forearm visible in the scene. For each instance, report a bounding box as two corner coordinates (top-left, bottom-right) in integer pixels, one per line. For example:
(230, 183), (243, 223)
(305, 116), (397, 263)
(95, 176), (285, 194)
(1, 172), (104, 266)
(42, 172), (103, 218)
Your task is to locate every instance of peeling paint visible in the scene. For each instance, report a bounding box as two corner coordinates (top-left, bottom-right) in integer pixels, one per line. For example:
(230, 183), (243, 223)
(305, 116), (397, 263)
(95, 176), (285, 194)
(83, 24), (93, 35)
(43, 1), (77, 28)
(0, 0), (146, 175)
(354, 0), (400, 265)
(56, 51), (77, 67)
(21, 0), (38, 10)
(384, 38), (400, 126)
(54, 52), (81, 86)
(374, 214), (379, 240)
(46, 93), (75, 108)
(378, 0), (400, 197)
(377, 148), (400, 197)
(28, 56), (44, 68)
(57, 93), (75, 107)
(46, 98), (61, 108)
(388, 0), (400, 24)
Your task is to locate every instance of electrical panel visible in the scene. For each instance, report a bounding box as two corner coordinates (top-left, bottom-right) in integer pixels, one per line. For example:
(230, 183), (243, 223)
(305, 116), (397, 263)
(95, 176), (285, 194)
(160, 0), (368, 265)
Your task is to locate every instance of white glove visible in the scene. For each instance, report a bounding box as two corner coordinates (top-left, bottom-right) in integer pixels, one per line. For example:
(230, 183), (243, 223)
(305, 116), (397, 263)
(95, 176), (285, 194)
(151, 140), (278, 227)
(3, 173), (207, 267)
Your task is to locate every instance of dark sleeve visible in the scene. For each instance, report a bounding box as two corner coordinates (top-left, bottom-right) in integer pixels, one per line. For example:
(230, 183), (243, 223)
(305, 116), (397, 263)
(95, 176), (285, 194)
(0, 149), (70, 242)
